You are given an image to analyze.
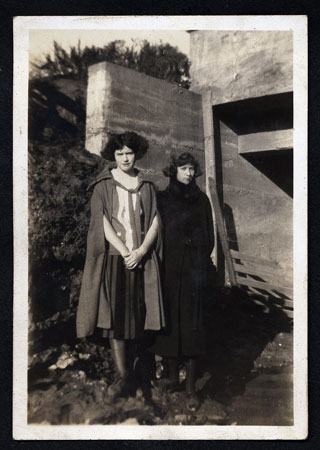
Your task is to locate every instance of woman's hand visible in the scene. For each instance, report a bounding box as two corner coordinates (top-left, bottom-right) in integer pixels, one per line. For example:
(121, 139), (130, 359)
(123, 245), (146, 270)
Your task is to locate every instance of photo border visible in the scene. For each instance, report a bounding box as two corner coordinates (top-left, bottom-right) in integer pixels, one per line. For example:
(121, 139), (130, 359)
(13, 15), (308, 440)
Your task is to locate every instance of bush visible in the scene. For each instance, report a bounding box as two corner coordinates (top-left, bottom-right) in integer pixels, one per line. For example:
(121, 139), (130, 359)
(32, 40), (191, 89)
(28, 140), (106, 324)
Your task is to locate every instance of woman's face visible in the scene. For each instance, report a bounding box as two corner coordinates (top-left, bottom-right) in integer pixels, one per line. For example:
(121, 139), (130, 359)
(114, 146), (136, 174)
(176, 164), (195, 185)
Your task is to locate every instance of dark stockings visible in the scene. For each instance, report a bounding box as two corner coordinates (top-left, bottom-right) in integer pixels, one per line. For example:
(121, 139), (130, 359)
(164, 357), (198, 409)
(107, 338), (132, 399)
(185, 358), (196, 395)
(110, 338), (127, 380)
(185, 357), (199, 410)
(168, 358), (179, 385)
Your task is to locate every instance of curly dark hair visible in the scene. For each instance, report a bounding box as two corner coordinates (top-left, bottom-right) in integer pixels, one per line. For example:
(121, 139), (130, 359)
(101, 131), (149, 161)
(163, 152), (203, 178)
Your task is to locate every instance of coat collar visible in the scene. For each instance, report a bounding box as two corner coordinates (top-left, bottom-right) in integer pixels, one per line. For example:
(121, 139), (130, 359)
(166, 177), (201, 203)
(87, 166), (152, 191)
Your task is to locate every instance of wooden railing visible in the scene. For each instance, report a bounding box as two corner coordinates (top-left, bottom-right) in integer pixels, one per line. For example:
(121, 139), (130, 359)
(208, 177), (293, 317)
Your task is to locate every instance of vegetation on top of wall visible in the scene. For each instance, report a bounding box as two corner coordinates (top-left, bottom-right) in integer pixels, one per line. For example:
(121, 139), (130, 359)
(31, 40), (191, 89)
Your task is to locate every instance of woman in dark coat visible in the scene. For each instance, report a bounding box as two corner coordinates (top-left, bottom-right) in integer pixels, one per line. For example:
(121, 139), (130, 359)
(76, 131), (165, 399)
(151, 152), (214, 410)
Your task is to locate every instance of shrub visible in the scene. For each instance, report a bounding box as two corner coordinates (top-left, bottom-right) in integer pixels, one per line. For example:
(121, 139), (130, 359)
(28, 140), (105, 323)
(32, 40), (191, 89)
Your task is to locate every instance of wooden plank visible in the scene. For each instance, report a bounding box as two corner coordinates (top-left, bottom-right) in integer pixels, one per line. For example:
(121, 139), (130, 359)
(247, 290), (294, 309)
(247, 287), (284, 302)
(233, 263), (292, 289)
(202, 91), (218, 268)
(284, 309), (294, 319)
(234, 258), (292, 283)
(238, 129), (293, 154)
(246, 283), (283, 299)
(235, 263), (292, 287)
(247, 286), (270, 298)
(208, 177), (237, 286)
(236, 275), (293, 297)
(202, 90), (215, 189)
(230, 249), (280, 269)
(270, 297), (294, 308)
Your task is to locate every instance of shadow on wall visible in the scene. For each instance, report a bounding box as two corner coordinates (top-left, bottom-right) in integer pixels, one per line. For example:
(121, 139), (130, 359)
(223, 203), (239, 252)
(29, 77), (86, 142)
(242, 149), (293, 198)
(214, 91), (293, 198)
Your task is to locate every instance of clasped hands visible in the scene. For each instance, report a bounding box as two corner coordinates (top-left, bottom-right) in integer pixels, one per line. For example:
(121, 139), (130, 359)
(122, 245), (146, 270)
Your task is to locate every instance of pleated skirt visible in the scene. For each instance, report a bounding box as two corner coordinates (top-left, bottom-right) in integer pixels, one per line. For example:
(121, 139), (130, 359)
(100, 254), (146, 340)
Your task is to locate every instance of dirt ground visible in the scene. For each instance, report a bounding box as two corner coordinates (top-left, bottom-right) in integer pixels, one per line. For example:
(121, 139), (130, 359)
(28, 288), (293, 426)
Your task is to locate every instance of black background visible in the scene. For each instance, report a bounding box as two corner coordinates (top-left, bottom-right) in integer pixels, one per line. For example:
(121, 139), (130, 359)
(1, 1), (318, 448)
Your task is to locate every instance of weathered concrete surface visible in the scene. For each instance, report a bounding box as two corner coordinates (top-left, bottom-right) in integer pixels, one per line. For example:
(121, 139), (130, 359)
(190, 31), (293, 104)
(189, 31), (293, 278)
(86, 62), (205, 190)
(218, 118), (293, 276)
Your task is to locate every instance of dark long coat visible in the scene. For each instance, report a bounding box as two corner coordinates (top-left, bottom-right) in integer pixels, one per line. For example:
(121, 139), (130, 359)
(151, 178), (215, 357)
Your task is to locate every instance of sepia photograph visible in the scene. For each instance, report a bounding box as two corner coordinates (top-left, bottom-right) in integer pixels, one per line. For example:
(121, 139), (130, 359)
(13, 15), (307, 439)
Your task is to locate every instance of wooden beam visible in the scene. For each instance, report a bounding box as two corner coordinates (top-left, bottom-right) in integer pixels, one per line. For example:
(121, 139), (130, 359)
(233, 263), (292, 289)
(202, 90), (215, 193)
(236, 275), (293, 298)
(269, 297), (293, 308)
(248, 292), (293, 309)
(230, 249), (281, 269)
(238, 129), (293, 154)
(202, 90), (218, 268)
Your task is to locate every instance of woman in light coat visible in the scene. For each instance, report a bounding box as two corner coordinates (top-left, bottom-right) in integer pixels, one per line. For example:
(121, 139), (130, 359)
(77, 131), (165, 398)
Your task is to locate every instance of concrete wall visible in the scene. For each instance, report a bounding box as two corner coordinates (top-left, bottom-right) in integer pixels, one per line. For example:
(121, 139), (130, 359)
(190, 31), (293, 279)
(86, 62), (204, 190)
(218, 118), (292, 276)
(190, 31), (293, 104)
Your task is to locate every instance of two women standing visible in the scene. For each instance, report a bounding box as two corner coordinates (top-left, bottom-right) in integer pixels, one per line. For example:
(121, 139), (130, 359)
(76, 132), (214, 409)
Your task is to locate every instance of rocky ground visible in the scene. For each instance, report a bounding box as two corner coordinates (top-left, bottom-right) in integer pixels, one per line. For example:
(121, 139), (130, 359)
(28, 288), (293, 426)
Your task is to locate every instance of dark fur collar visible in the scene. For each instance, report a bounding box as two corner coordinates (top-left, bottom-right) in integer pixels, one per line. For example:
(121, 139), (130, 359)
(166, 177), (201, 203)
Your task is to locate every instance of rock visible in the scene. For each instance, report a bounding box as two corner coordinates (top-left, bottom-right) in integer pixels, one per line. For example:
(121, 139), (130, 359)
(56, 353), (77, 369)
(78, 353), (90, 360)
(119, 418), (140, 425)
(167, 414), (191, 425)
(77, 370), (86, 380)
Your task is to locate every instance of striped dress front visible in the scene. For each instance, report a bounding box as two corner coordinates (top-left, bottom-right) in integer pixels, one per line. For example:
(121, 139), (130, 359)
(98, 175), (146, 340)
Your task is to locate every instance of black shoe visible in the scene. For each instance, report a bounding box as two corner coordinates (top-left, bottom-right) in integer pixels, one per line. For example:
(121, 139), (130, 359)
(185, 393), (199, 411)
